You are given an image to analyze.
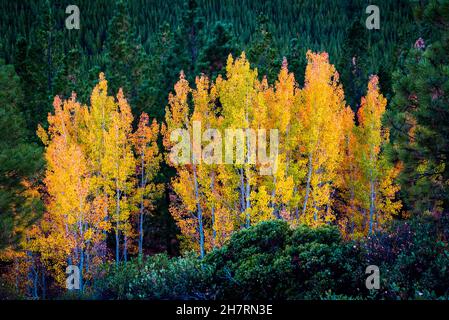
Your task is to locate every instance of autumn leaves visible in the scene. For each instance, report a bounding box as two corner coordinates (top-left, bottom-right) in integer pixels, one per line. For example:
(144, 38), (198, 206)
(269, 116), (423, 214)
(35, 73), (162, 287)
(163, 51), (401, 256)
(30, 50), (400, 288)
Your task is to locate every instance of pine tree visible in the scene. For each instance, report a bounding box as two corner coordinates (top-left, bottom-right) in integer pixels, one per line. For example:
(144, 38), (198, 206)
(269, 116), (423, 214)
(104, 0), (154, 116)
(196, 22), (238, 80)
(387, 0), (449, 216)
(145, 23), (175, 120)
(12, 0), (65, 134)
(285, 38), (307, 85)
(337, 20), (369, 113)
(0, 59), (43, 249)
(247, 14), (279, 82)
(162, 0), (205, 94)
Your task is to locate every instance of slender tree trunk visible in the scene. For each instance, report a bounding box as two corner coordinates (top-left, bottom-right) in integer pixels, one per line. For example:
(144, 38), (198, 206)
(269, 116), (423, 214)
(115, 188), (120, 266)
(193, 165), (204, 259)
(41, 268), (46, 300)
(350, 187), (356, 235)
(302, 152), (313, 215)
(349, 156), (356, 235)
(85, 223), (90, 275)
(210, 172), (216, 246)
(239, 168), (245, 213)
(123, 235), (128, 262)
(271, 176), (279, 218)
(369, 178), (375, 235)
(115, 228), (120, 267)
(79, 246), (84, 293)
(78, 192), (85, 293)
(78, 216), (84, 293)
(245, 130), (251, 227)
(33, 265), (38, 299)
(368, 149), (376, 236)
(245, 168), (251, 228)
(102, 207), (108, 260)
(139, 153), (145, 257)
(138, 205), (144, 256)
(65, 223), (73, 266)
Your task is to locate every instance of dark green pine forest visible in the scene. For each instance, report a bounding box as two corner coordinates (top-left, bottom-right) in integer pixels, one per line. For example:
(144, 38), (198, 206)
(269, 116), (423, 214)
(1, 0), (449, 300)
(0, 0), (415, 120)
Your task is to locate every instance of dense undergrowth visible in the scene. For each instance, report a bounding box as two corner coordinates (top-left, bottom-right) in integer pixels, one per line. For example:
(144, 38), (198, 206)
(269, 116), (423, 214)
(93, 214), (449, 300)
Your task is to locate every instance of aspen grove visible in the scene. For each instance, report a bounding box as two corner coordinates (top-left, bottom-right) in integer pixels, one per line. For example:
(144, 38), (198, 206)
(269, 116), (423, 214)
(2, 0), (449, 301)
(0, 50), (404, 294)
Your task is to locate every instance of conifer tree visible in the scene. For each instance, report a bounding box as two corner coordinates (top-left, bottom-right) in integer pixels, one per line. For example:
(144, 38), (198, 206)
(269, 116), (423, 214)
(196, 22), (237, 80)
(0, 60), (43, 249)
(104, 0), (153, 116)
(247, 14), (279, 81)
(387, 0), (449, 216)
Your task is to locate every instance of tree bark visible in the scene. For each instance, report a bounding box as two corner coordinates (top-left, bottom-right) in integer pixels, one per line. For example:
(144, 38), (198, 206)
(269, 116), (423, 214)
(193, 165), (205, 259)
(302, 152), (313, 215)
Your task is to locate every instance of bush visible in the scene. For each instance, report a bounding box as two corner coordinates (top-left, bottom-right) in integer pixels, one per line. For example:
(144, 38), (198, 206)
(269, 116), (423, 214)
(366, 213), (449, 299)
(96, 252), (213, 300)
(206, 217), (448, 300)
(205, 220), (293, 299)
(206, 220), (364, 299)
(0, 277), (22, 300)
(94, 215), (449, 300)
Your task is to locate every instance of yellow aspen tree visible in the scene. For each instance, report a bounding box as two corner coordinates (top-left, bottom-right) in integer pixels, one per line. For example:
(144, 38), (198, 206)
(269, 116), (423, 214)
(36, 94), (110, 289)
(210, 164), (239, 247)
(296, 51), (348, 226)
(102, 88), (135, 265)
(80, 73), (117, 261)
(26, 73), (166, 291)
(165, 66), (267, 254)
(216, 53), (260, 227)
(288, 87), (309, 225)
(163, 72), (209, 257)
(132, 113), (163, 257)
(81, 73), (117, 190)
(355, 75), (401, 235)
(192, 75), (232, 250)
(334, 107), (361, 237)
(269, 58), (296, 219)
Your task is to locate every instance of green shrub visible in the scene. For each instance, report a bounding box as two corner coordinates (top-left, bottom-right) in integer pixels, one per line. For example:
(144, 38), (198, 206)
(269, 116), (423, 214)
(96, 253), (213, 300)
(205, 220), (293, 299)
(94, 216), (449, 300)
(367, 214), (449, 299)
(206, 220), (364, 300)
(290, 224), (341, 245)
